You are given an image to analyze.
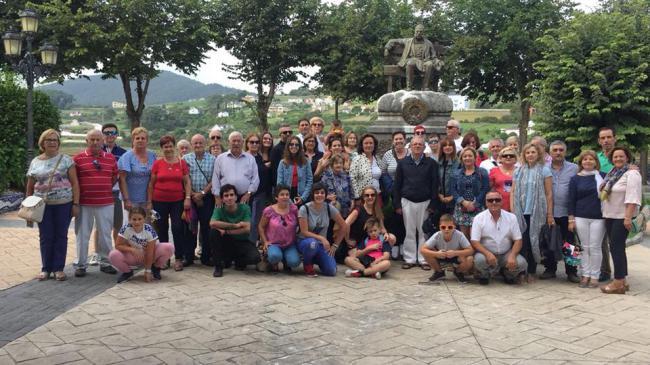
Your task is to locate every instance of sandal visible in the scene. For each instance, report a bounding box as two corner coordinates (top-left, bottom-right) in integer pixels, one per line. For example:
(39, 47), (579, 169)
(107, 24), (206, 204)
(54, 271), (67, 281)
(587, 279), (599, 288)
(600, 281), (625, 294)
(579, 276), (589, 288)
(37, 272), (50, 281)
(420, 264), (431, 271)
(401, 263), (416, 269)
(174, 260), (184, 271)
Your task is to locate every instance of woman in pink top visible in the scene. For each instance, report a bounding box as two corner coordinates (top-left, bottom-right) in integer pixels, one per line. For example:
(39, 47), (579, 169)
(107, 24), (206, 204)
(599, 146), (642, 294)
(258, 184), (300, 271)
(489, 146), (517, 212)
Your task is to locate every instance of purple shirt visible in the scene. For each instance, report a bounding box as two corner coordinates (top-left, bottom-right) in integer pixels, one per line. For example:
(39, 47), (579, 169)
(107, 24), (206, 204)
(263, 204), (298, 248)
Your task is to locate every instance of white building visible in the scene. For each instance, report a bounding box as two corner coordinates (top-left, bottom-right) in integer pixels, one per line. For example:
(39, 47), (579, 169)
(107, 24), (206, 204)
(188, 107), (200, 115)
(449, 94), (470, 111)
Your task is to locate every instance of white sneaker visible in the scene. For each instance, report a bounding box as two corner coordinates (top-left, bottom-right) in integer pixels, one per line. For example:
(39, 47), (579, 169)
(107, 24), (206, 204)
(88, 254), (99, 266)
(374, 272), (382, 280)
(345, 269), (361, 278)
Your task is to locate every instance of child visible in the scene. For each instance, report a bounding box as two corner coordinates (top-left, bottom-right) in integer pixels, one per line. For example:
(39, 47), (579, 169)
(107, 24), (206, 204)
(108, 207), (175, 283)
(420, 214), (474, 282)
(344, 218), (391, 279)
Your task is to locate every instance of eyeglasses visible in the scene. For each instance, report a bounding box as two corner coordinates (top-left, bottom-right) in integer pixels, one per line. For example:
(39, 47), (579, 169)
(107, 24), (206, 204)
(288, 143), (300, 147)
(210, 135), (221, 140)
(439, 225), (454, 230)
(415, 131), (425, 135)
(429, 139), (439, 144)
(364, 193), (376, 198)
(102, 130), (118, 136)
(44, 138), (58, 143)
(486, 198), (502, 203)
(92, 159), (101, 170)
(501, 155), (516, 159)
(248, 140), (260, 145)
(281, 130), (293, 135)
(311, 123), (323, 127)
(446, 125), (456, 129)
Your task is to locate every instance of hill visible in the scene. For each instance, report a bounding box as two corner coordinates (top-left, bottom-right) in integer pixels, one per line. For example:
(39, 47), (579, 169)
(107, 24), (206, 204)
(37, 71), (244, 106)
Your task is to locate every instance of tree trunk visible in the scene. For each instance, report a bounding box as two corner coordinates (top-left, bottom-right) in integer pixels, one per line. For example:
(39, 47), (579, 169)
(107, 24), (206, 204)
(334, 98), (339, 120)
(119, 73), (150, 131)
(518, 99), (531, 146)
(640, 148), (648, 185)
(256, 81), (276, 132)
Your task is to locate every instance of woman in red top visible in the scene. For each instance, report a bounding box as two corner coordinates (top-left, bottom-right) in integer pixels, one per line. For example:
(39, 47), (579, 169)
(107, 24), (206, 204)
(489, 146), (517, 212)
(148, 135), (192, 271)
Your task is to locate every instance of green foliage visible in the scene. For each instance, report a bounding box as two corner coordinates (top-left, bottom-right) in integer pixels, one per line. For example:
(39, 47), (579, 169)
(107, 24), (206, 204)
(533, 9), (650, 154)
(41, 89), (75, 109)
(0, 72), (61, 190)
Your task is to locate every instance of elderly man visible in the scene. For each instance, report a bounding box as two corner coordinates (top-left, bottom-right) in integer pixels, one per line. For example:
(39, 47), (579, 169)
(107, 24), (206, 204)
(310, 116), (326, 152)
(542, 140), (580, 282)
(296, 118), (311, 143)
(270, 123), (293, 187)
(73, 129), (119, 277)
(394, 24), (443, 91)
(209, 125), (223, 149)
(445, 119), (463, 151)
(479, 138), (504, 173)
(183, 134), (216, 265)
(393, 136), (439, 269)
(471, 191), (527, 285)
(211, 132), (259, 207)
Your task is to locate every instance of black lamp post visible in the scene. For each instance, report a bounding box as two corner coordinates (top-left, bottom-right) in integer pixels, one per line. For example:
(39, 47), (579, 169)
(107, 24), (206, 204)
(3, 9), (58, 168)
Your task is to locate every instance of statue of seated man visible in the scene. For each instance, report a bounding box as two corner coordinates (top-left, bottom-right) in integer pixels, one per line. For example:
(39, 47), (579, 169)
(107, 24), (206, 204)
(386, 24), (444, 91)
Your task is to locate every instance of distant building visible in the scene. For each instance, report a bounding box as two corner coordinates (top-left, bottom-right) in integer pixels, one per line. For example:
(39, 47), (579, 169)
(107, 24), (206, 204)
(287, 98), (303, 104)
(268, 105), (286, 114)
(449, 94), (470, 111)
(241, 95), (255, 103)
(188, 107), (200, 115)
(69, 111), (82, 117)
(112, 101), (126, 109)
(217, 111), (230, 118)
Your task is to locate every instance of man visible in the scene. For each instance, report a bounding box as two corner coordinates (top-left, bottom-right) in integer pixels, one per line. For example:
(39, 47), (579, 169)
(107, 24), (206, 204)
(445, 119), (463, 151)
(479, 138), (504, 173)
(73, 129), (119, 277)
(211, 132), (259, 207)
(208, 184), (261, 277)
(209, 125), (223, 149)
(393, 136), (439, 269)
(296, 118), (311, 143)
(177, 139), (191, 156)
(531, 136), (552, 164)
(183, 134), (216, 265)
(406, 125), (432, 155)
(542, 140), (580, 282)
(270, 123), (293, 187)
(310, 116), (326, 152)
(471, 191), (527, 285)
(596, 126), (615, 281)
(391, 24), (443, 91)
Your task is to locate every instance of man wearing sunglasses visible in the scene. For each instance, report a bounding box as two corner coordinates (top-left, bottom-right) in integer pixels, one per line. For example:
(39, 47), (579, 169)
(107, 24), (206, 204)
(270, 123), (293, 187)
(445, 119), (463, 151)
(470, 191), (527, 285)
(405, 125), (432, 156)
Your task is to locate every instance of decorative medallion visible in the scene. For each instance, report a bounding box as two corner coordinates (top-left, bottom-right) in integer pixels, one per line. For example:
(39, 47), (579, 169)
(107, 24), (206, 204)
(401, 98), (428, 125)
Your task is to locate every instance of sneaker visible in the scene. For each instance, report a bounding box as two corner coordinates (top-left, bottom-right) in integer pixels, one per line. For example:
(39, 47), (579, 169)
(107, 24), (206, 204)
(478, 277), (490, 285)
(598, 272), (611, 282)
(345, 269), (362, 278)
(567, 272), (581, 283)
(213, 265), (223, 278)
(374, 272), (382, 280)
(539, 270), (556, 280)
(74, 268), (86, 277)
(304, 264), (318, 278)
(453, 270), (467, 283)
(429, 271), (446, 282)
(117, 271), (134, 283)
(100, 265), (117, 274)
(151, 265), (161, 280)
(88, 254), (99, 266)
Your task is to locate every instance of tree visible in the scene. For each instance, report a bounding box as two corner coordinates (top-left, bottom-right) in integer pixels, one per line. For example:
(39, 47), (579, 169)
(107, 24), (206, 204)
(42, 89), (75, 109)
(444, 0), (574, 144)
(211, 0), (321, 132)
(36, 0), (213, 130)
(532, 8), (650, 155)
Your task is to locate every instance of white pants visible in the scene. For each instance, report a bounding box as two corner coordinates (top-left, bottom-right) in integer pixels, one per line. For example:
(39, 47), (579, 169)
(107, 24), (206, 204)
(75, 205), (114, 269)
(401, 198), (429, 264)
(575, 217), (605, 279)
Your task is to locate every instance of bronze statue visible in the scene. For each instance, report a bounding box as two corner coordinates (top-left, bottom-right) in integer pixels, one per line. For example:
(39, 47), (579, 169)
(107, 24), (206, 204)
(384, 24), (444, 91)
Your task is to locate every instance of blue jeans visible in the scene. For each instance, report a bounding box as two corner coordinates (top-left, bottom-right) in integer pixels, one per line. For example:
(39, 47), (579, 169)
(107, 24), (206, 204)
(297, 238), (337, 276)
(38, 203), (72, 272)
(267, 244), (301, 268)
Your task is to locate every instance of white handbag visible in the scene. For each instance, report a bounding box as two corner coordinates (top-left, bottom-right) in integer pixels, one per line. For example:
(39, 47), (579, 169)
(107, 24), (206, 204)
(19, 155), (63, 223)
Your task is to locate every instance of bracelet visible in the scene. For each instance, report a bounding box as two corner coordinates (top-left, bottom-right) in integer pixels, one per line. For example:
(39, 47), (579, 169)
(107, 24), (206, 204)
(332, 244), (339, 249)
(144, 269), (150, 273)
(185, 196), (191, 199)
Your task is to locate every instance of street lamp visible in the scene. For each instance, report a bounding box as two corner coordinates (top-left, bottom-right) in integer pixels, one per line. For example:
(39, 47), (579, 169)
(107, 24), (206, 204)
(2, 9), (58, 168)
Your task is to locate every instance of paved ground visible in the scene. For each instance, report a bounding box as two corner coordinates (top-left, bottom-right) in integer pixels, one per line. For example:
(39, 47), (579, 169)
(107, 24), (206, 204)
(2, 216), (650, 364)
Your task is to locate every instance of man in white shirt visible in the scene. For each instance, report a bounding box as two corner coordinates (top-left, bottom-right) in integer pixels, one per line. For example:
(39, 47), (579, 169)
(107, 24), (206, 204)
(470, 191), (527, 285)
(445, 119), (463, 151)
(295, 118), (311, 143)
(479, 138), (503, 173)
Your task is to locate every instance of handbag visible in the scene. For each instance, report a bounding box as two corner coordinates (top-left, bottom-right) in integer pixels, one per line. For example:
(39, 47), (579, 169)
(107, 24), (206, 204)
(18, 155), (63, 223)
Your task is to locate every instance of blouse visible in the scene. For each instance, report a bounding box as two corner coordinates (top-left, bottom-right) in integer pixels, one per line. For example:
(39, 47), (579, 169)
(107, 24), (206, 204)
(601, 170), (642, 219)
(262, 204), (298, 248)
(26, 154), (74, 205)
(489, 167), (514, 212)
(151, 159), (189, 202)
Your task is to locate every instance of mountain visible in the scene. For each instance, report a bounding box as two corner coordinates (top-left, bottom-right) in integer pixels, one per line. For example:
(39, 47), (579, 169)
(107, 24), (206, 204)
(36, 71), (244, 106)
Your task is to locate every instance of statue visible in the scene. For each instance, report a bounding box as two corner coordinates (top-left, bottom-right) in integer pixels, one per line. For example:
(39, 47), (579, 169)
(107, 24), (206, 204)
(383, 24), (444, 91)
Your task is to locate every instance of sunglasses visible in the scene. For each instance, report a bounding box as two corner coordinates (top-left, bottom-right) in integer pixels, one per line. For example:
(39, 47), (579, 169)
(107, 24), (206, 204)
(429, 139), (439, 144)
(281, 131), (293, 135)
(280, 216), (287, 227)
(415, 131), (425, 135)
(486, 198), (502, 203)
(92, 159), (101, 170)
(501, 154), (516, 159)
(311, 123), (323, 127)
(364, 193), (376, 198)
(102, 130), (118, 136)
(446, 125), (456, 129)
(210, 135), (221, 140)
(439, 225), (454, 230)
(288, 143), (300, 147)
(248, 140), (260, 145)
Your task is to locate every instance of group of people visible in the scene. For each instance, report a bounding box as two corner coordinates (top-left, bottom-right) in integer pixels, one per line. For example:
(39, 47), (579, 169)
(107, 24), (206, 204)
(27, 117), (643, 294)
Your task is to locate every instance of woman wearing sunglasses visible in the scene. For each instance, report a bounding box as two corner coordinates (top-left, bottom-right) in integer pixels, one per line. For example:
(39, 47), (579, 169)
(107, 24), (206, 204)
(276, 136), (313, 206)
(245, 132), (272, 244)
(345, 186), (396, 261)
(489, 146), (517, 212)
(258, 184), (301, 272)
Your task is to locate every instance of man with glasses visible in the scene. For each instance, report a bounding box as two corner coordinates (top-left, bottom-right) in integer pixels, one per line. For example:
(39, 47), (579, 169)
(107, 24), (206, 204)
(270, 124), (293, 187)
(209, 126), (223, 151)
(309, 116), (326, 152)
(445, 119), (463, 151)
(470, 191), (527, 285)
(406, 125), (432, 155)
(421, 214), (474, 282)
(211, 132), (259, 207)
(479, 138), (504, 173)
(73, 129), (119, 277)
(296, 118), (311, 143)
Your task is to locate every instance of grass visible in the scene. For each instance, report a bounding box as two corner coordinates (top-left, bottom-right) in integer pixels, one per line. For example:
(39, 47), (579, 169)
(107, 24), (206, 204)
(452, 109), (510, 122)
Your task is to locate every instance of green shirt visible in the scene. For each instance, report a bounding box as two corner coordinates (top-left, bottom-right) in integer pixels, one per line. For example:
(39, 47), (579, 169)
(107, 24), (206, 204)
(211, 203), (251, 241)
(597, 151), (613, 174)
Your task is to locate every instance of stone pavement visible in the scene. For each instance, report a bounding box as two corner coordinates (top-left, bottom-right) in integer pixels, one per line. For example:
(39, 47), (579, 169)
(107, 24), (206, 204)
(1, 233), (650, 364)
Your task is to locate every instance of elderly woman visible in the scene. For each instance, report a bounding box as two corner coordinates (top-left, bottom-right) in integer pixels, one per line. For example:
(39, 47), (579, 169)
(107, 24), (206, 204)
(511, 142), (554, 283)
(245, 132), (271, 244)
(177, 139), (190, 156)
(277, 136), (313, 205)
(450, 147), (489, 239)
(506, 135), (519, 152)
(118, 127), (157, 214)
(427, 133), (440, 160)
(350, 133), (386, 202)
(148, 135), (192, 271)
(302, 133), (323, 177)
(344, 131), (359, 161)
(599, 146), (642, 294)
(489, 146), (517, 212)
(258, 184), (301, 271)
(26, 129), (80, 281)
(438, 138), (460, 216)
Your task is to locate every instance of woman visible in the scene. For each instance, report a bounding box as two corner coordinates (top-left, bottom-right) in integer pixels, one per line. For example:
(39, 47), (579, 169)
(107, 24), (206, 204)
(302, 133), (323, 177)
(320, 154), (355, 218)
(147, 135), (192, 271)
(258, 184), (301, 271)
(276, 136), (313, 206)
(346, 186), (396, 257)
(344, 131), (358, 161)
(568, 150), (606, 288)
(511, 143), (554, 283)
(297, 183), (348, 277)
(438, 138), (460, 216)
(506, 135), (519, 152)
(210, 144), (222, 157)
(599, 146), (642, 294)
(381, 131), (410, 181)
(489, 146), (517, 212)
(381, 131), (410, 258)
(450, 147), (489, 239)
(427, 133), (440, 160)
(315, 136), (349, 179)
(26, 129), (80, 281)
(246, 132), (271, 243)
(261, 131), (274, 168)
(350, 133), (386, 202)
(461, 132), (485, 166)
(118, 127), (157, 215)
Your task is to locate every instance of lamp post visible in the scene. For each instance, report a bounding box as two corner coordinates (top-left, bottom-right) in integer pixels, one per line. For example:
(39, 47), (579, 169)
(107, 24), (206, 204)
(3, 9), (58, 168)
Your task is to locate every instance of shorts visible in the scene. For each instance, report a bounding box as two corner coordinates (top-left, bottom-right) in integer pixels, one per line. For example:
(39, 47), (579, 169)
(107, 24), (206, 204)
(359, 255), (375, 268)
(436, 257), (460, 265)
(112, 191), (123, 231)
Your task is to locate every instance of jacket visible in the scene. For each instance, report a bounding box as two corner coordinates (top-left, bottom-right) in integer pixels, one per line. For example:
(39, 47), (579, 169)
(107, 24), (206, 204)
(393, 154), (439, 210)
(276, 160), (313, 202)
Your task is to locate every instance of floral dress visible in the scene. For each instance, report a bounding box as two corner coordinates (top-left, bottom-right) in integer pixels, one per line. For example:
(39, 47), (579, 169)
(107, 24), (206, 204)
(320, 168), (355, 217)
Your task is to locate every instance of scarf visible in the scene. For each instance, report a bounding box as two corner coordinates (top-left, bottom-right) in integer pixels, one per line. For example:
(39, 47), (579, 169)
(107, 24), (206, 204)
(599, 164), (628, 201)
(578, 169), (604, 193)
(513, 163), (547, 263)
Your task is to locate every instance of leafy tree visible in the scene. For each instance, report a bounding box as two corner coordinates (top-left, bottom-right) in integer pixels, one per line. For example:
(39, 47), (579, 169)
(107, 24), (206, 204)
(36, 0), (213, 130)
(532, 8), (650, 154)
(443, 0), (574, 144)
(211, 0), (321, 132)
(42, 89), (75, 109)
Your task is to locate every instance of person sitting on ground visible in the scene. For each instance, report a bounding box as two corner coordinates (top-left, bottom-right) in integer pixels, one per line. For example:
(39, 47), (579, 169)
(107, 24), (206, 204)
(258, 184), (301, 272)
(470, 191), (527, 285)
(208, 184), (261, 277)
(420, 214), (474, 283)
(344, 218), (391, 279)
(109, 207), (175, 283)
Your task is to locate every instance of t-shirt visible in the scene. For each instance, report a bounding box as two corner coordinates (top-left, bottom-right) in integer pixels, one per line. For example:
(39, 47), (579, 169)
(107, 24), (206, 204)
(118, 150), (157, 204)
(597, 151), (613, 174)
(298, 202), (340, 239)
(26, 154), (74, 204)
(74, 150), (118, 206)
(358, 237), (390, 259)
(151, 159), (189, 202)
(262, 204), (298, 248)
(424, 229), (471, 251)
(489, 167), (513, 212)
(211, 203), (251, 241)
(118, 223), (158, 249)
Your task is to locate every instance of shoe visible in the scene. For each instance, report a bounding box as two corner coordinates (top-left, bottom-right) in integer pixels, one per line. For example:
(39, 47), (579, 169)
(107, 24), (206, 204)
(151, 265), (161, 280)
(587, 278), (599, 288)
(345, 269), (362, 278)
(478, 277), (490, 285)
(37, 271), (50, 281)
(598, 272), (611, 282)
(579, 276), (590, 288)
(503, 276), (516, 285)
(54, 271), (66, 281)
(401, 263), (416, 269)
(213, 265), (223, 277)
(224, 261), (232, 269)
(88, 254), (99, 266)
(304, 264), (318, 277)
(174, 260), (183, 271)
(420, 263), (431, 271)
(453, 270), (467, 283)
(526, 274), (537, 284)
(182, 259), (194, 267)
(539, 270), (556, 280)
(600, 281), (625, 294)
(117, 271), (134, 283)
(74, 268), (87, 277)
(234, 264), (246, 271)
(374, 272), (382, 280)
(100, 265), (117, 274)
(283, 264), (292, 273)
(567, 272), (581, 283)
(429, 271), (445, 281)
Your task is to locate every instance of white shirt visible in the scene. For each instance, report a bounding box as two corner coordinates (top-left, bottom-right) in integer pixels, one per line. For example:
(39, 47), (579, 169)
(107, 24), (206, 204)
(470, 209), (522, 255)
(118, 223), (158, 249)
(479, 156), (499, 173)
(454, 137), (463, 151)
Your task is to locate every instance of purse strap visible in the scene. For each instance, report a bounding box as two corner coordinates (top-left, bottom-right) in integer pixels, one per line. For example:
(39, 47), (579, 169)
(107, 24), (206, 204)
(43, 155), (64, 203)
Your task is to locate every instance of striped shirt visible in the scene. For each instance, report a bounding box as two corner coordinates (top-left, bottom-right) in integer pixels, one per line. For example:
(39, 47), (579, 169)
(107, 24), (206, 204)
(74, 149), (118, 206)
